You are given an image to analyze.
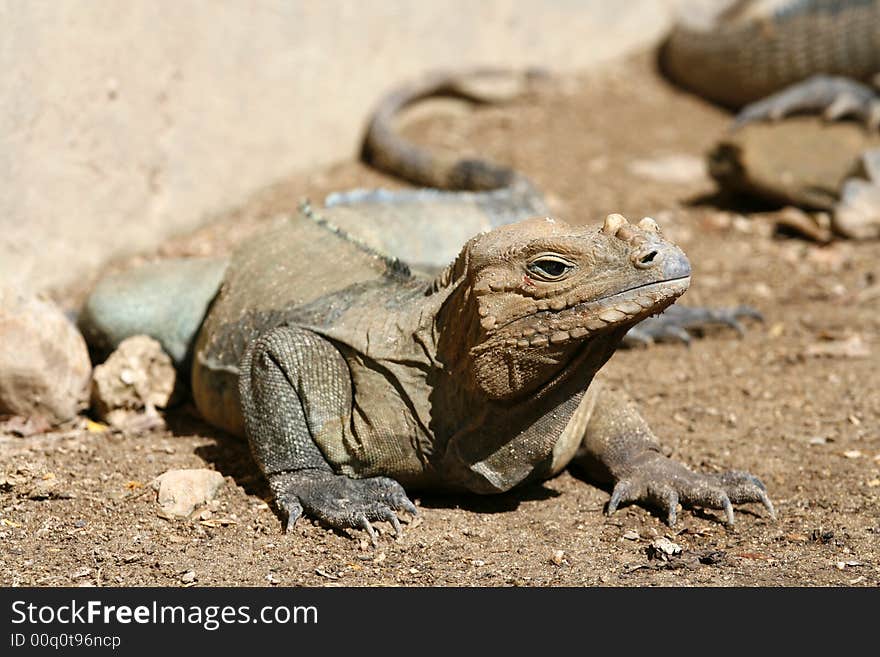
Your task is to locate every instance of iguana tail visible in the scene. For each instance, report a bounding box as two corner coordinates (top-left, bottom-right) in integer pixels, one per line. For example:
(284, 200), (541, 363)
(361, 68), (548, 201)
(78, 257), (228, 369)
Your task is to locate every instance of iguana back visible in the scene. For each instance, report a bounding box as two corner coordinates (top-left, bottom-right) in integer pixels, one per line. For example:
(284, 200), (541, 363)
(192, 210), (405, 436)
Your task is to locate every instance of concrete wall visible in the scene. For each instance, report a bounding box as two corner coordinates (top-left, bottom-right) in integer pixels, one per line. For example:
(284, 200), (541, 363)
(0, 0), (678, 293)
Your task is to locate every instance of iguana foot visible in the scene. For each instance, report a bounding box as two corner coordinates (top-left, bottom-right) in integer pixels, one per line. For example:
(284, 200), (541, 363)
(607, 453), (776, 526)
(622, 304), (762, 347)
(734, 75), (880, 129)
(270, 470), (418, 544)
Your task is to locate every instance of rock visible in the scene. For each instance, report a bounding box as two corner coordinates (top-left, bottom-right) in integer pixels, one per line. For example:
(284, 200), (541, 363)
(712, 124), (880, 240)
(834, 177), (880, 240)
(0, 415), (52, 437)
(151, 469), (225, 517)
(90, 335), (176, 429)
(774, 207), (833, 243)
(804, 334), (870, 359)
(2, 467), (73, 500)
(0, 286), (91, 424)
(648, 537), (682, 557)
(709, 117), (880, 211)
(628, 153), (706, 184)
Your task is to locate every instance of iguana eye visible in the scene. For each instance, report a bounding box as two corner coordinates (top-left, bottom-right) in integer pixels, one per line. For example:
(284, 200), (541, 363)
(526, 256), (575, 281)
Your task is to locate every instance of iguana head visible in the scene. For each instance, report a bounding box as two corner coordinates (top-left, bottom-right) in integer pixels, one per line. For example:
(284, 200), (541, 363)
(438, 213), (691, 399)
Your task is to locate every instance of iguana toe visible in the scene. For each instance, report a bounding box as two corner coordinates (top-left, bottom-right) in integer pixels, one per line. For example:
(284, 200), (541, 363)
(717, 470), (777, 521)
(608, 478), (682, 525)
(362, 476), (420, 517)
(274, 493), (304, 533)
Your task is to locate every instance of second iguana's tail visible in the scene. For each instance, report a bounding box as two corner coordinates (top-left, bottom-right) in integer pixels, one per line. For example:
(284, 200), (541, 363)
(361, 68), (548, 203)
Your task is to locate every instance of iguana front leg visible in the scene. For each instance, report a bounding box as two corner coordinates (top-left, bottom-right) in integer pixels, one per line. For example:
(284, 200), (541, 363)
(734, 75), (880, 129)
(574, 383), (775, 526)
(239, 326), (417, 543)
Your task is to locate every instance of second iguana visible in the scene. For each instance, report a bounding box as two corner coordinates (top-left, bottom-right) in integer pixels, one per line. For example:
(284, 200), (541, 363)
(660, 0), (880, 239)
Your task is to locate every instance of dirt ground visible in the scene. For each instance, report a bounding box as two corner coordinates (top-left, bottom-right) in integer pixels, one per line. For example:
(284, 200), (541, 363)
(2, 54), (878, 587)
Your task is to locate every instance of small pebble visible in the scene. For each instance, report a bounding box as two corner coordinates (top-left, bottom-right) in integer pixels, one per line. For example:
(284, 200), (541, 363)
(151, 469), (225, 517)
(90, 335), (176, 429)
(651, 537), (682, 556)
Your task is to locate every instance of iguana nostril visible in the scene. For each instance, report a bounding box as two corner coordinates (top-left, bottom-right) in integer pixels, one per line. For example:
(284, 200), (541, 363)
(636, 250), (658, 268)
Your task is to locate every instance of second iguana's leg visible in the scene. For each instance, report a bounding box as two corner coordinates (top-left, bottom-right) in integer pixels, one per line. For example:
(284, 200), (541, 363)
(734, 75), (880, 129)
(572, 383), (775, 526)
(239, 326), (417, 543)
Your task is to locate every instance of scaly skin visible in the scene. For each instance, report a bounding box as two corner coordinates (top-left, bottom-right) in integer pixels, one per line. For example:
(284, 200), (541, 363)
(80, 70), (762, 368)
(361, 68), (762, 336)
(192, 210), (774, 540)
(362, 68), (549, 196)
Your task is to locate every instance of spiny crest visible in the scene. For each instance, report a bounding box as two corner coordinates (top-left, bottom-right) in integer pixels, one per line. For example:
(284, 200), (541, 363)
(299, 200), (412, 279)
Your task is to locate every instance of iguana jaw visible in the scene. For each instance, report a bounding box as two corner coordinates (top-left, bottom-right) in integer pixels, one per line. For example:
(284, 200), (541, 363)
(483, 275), (690, 349)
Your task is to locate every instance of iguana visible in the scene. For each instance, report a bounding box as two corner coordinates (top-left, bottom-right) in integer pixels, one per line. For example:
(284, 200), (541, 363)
(660, 0), (880, 239)
(79, 71), (774, 541)
(83, 209), (774, 542)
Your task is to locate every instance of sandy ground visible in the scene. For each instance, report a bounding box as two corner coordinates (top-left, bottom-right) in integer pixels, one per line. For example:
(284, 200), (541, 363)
(1, 54), (878, 587)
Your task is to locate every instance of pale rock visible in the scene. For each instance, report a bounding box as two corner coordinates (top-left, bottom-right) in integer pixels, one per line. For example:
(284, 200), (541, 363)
(0, 286), (91, 424)
(152, 469), (225, 517)
(90, 335), (176, 428)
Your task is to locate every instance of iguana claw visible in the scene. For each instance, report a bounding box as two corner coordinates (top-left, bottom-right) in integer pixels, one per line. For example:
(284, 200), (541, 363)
(269, 471), (418, 543)
(276, 494), (304, 533)
(606, 454), (776, 526)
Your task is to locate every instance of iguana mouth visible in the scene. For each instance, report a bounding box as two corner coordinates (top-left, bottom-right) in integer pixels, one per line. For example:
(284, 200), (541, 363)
(481, 275), (691, 350)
